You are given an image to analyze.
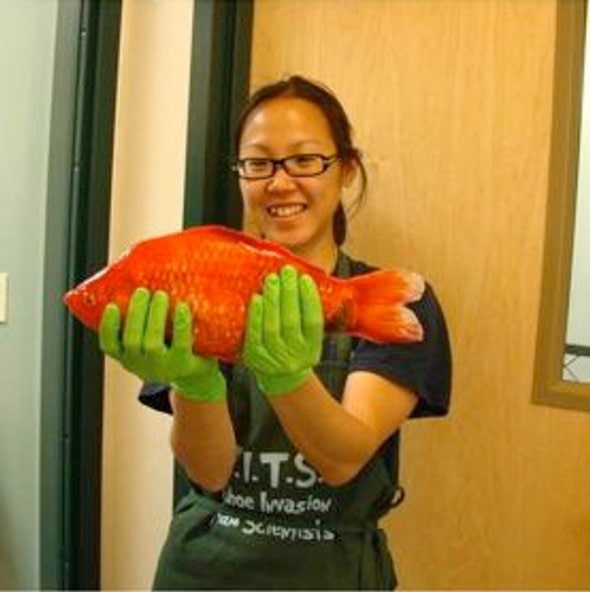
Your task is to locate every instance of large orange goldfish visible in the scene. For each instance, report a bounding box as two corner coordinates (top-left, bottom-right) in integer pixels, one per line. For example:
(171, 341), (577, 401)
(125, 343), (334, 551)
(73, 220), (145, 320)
(63, 225), (424, 362)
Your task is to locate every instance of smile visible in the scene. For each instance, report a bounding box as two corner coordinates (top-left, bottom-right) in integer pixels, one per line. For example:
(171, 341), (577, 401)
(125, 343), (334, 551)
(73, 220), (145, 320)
(267, 204), (307, 218)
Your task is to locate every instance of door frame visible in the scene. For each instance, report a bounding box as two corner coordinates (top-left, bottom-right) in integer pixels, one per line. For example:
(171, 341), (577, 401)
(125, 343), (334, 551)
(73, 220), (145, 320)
(41, 1), (122, 588)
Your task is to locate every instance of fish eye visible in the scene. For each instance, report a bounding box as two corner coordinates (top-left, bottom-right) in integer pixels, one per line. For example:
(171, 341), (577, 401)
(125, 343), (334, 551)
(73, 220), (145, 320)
(83, 292), (97, 307)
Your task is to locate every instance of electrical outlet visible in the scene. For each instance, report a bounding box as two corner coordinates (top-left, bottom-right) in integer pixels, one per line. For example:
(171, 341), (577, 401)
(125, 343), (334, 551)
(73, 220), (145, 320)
(0, 273), (7, 323)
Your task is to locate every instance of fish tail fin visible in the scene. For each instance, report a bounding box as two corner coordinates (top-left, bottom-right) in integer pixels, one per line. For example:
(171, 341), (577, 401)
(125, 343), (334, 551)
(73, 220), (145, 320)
(347, 269), (425, 343)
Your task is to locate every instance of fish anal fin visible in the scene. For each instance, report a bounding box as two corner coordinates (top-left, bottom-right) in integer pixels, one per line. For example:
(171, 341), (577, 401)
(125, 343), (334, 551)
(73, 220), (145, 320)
(353, 304), (424, 343)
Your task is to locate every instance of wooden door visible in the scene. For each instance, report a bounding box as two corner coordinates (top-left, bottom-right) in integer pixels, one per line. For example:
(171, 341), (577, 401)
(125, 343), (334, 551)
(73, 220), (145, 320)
(250, 1), (590, 588)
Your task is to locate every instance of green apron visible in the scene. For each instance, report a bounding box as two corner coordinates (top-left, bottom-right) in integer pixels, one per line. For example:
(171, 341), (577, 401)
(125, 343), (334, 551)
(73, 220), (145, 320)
(153, 252), (403, 590)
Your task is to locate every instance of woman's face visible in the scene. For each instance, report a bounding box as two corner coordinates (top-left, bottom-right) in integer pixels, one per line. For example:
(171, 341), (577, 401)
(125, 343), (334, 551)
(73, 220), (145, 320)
(238, 97), (351, 258)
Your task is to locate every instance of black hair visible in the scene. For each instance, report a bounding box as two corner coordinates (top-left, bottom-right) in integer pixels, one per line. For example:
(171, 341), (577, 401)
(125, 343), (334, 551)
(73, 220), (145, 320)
(234, 75), (368, 245)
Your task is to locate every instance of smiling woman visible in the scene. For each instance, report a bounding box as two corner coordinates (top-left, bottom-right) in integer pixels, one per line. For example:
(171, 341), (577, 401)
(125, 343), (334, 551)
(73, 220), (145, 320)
(235, 78), (367, 268)
(237, 95), (347, 264)
(133, 74), (450, 590)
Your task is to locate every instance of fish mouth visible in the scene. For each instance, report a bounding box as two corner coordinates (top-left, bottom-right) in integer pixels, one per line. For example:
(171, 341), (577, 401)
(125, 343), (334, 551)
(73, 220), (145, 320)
(266, 203), (308, 219)
(62, 287), (99, 329)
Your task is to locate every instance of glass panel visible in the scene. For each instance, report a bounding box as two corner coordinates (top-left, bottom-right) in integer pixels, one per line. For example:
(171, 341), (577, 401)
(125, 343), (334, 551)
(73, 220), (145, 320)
(564, 7), (590, 382)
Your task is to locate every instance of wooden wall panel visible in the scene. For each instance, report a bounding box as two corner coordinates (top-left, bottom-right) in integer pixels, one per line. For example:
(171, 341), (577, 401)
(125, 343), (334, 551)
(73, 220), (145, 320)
(250, 1), (590, 588)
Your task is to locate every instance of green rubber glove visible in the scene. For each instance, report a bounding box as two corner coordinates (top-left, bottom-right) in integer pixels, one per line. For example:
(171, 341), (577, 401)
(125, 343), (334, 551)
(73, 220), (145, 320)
(241, 265), (324, 398)
(99, 287), (226, 402)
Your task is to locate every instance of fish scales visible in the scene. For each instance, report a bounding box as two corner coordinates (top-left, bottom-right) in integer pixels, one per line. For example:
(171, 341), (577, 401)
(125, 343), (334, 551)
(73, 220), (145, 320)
(135, 238), (256, 357)
(63, 225), (426, 362)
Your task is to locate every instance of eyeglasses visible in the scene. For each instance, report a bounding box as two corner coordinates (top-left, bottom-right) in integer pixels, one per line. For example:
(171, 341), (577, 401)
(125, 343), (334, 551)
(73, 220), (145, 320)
(232, 153), (340, 180)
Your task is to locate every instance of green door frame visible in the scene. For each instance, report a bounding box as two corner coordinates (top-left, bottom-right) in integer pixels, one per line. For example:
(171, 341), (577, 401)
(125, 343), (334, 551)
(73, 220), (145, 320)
(41, 1), (122, 588)
(41, 0), (253, 588)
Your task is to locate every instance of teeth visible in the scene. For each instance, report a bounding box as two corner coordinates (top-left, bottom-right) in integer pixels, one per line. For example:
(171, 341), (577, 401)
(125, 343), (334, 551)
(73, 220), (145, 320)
(268, 204), (306, 217)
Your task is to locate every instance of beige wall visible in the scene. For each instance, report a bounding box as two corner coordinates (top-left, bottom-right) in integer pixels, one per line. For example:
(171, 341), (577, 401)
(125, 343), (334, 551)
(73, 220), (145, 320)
(251, 0), (590, 589)
(101, 0), (194, 588)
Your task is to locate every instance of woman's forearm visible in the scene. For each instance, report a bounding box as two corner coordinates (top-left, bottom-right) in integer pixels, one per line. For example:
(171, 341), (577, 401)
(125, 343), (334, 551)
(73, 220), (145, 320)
(267, 376), (381, 486)
(169, 393), (238, 492)
(268, 372), (417, 487)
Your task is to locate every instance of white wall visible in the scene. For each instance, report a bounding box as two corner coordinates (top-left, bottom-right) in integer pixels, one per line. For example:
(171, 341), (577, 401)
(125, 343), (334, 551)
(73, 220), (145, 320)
(566, 7), (590, 380)
(0, 1), (58, 588)
(101, 0), (194, 588)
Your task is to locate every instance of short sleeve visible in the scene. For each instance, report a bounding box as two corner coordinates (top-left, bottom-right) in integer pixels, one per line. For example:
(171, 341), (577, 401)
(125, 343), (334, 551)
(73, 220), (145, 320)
(348, 282), (452, 418)
(138, 382), (172, 414)
(137, 363), (235, 414)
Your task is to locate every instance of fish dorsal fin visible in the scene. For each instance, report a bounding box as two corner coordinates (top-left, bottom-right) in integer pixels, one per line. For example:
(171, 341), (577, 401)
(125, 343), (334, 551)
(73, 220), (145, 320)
(185, 224), (307, 262)
(183, 225), (332, 279)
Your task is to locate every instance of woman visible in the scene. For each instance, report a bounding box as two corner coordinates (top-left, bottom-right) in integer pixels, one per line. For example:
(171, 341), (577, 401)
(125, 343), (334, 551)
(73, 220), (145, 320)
(100, 75), (451, 589)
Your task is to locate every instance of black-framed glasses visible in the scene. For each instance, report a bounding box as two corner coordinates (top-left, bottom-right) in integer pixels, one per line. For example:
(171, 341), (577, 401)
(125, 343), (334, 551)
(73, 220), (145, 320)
(232, 153), (340, 180)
